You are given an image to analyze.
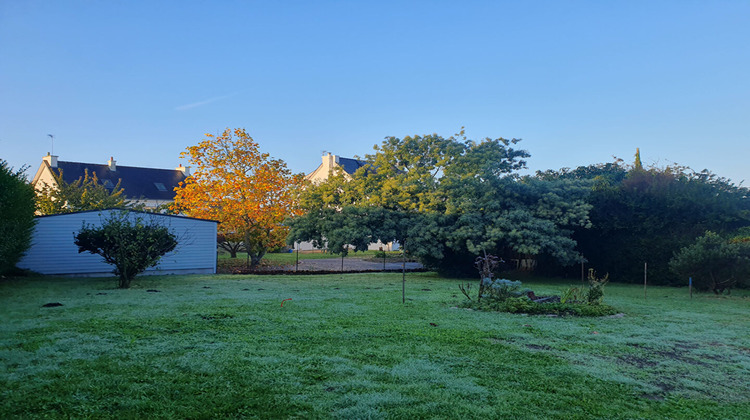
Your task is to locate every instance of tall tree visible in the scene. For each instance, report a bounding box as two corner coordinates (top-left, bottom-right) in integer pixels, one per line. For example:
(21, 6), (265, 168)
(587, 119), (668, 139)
(173, 128), (304, 267)
(289, 131), (590, 276)
(36, 168), (129, 215)
(0, 161), (36, 275)
(540, 156), (750, 284)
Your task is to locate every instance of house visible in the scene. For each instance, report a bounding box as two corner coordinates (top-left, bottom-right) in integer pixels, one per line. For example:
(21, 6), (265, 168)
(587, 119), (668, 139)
(17, 209), (218, 276)
(31, 154), (190, 209)
(297, 152), (399, 252)
(305, 152), (369, 183)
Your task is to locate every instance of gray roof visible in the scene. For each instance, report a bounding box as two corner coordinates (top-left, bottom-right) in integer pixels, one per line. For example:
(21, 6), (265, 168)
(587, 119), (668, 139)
(338, 157), (368, 175)
(53, 161), (186, 201)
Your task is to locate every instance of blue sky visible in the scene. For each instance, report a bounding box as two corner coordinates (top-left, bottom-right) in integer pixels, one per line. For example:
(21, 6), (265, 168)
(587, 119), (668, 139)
(2, 1), (749, 184)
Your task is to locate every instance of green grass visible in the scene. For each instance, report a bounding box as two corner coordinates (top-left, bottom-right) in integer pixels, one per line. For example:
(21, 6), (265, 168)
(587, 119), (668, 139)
(259, 250), (403, 264)
(218, 251), (343, 271)
(219, 251), (403, 271)
(1, 273), (749, 419)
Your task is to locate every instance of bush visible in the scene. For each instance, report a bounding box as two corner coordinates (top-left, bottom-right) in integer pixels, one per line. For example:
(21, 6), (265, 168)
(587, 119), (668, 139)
(560, 286), (584, 304)
(74, 212), (178, 288)
(669, 231), (750, 294)
(481, 278), (531, 302)
(0, 161), (36, 276)
(459, 252), (616, 316)
(586, 269), (609, 305)
(466, 296), (617, 317)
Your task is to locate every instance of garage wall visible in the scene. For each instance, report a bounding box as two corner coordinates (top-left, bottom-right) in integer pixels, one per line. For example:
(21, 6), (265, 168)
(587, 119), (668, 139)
(17, 209), (217, 276)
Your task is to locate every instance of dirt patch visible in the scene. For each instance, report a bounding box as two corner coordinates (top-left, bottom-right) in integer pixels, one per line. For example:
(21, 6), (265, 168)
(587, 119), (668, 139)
(674, 341), (700, 350)
(619, 354), (658, 368)
(526, 344), (552, 351)
(655, 349), (709, 367)
(640, 393), (665, 401)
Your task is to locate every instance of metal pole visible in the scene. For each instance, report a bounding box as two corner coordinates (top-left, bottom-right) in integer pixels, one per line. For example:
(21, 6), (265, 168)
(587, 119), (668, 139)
(689, 277), (693, 299)
(581, 258), (585, 284)
(295, 243), (299, 272)
(644, 262), (647, 300)
(402, 241), (406, 304)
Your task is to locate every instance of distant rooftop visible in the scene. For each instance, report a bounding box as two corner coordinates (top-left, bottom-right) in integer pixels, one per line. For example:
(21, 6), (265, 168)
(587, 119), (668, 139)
(51, 160), (186, 201)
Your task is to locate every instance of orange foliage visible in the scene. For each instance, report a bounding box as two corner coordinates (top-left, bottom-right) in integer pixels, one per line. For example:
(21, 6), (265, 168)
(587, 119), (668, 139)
(172, 128), (304, 265)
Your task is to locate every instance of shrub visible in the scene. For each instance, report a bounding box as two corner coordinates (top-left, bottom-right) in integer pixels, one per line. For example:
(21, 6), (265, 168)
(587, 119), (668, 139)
(74, 212), (178, 288)
(586, 269), (609, 305)
(459, 252), (616, 316)
(0, 161), (36, 276)
(481, 278), (531, 302)
(466, 297), (617, 317)
(669, 231), (750, 294)
(560, 286), (584, 304)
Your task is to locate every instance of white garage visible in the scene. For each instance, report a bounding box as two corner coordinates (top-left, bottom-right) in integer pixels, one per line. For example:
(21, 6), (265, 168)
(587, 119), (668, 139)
(17, 209), (218, 276)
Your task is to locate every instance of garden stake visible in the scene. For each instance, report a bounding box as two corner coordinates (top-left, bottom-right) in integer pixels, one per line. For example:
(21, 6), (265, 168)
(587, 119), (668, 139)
(295, 244), (299, 272)
(402, 241), (406, 304)
(581, 258), (585, 284)
(689, 277), (693, 299)
(644, 262), (647, 300)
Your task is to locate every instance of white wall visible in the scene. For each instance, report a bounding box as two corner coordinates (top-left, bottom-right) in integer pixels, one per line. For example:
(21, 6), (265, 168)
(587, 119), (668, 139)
(17, 210), (218, 276)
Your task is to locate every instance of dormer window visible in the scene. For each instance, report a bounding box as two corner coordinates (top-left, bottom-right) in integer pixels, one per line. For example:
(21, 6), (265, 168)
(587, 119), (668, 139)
(103, 180), (114, 190)
(154, 182), (167, 192)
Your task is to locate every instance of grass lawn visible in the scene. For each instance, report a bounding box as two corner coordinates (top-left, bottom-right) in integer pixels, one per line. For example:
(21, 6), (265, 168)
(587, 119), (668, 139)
(1, 273), (749, 419)
(218, 251), (340, 271)
(219, 251), (405, 272)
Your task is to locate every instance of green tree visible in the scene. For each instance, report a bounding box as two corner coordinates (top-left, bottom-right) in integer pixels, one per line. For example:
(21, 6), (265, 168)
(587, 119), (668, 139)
(540, 156), (750, 285)
(669, 231), (750, 294)
(74, 211), (178, 288)
(36, 168), (129, 214)
(0, 161), (37, 275)
(288, 131), (590, 276)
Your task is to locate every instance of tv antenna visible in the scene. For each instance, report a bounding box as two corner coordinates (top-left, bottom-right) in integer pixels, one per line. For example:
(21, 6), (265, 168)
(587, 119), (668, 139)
(47, 134), (54, 155)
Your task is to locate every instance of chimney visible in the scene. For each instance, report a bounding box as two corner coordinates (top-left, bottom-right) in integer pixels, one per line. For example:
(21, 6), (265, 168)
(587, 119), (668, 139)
(176, 163), (191, 177)
(108, 156), (116, 171)
(324, 152), (338, 173)
(43, 152), (58, 168)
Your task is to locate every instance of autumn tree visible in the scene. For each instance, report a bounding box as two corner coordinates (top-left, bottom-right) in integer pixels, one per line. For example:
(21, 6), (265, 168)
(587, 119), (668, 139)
(36, 168), (129, 215)
(172, 128), (303, 267)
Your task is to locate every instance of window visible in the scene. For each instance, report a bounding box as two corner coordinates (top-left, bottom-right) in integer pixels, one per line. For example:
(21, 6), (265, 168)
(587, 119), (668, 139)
(154, 182), (167, 192)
